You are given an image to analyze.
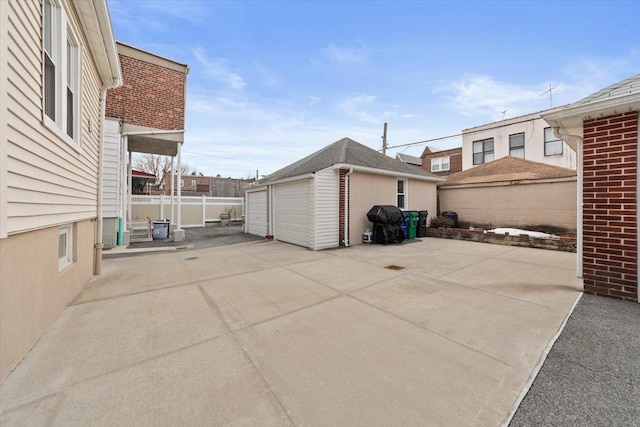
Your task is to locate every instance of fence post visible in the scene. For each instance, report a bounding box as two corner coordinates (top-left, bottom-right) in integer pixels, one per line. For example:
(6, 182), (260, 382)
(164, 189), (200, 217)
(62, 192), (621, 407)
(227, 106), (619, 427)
(202, 195), (206, 227)
(160, 194), (165, 220)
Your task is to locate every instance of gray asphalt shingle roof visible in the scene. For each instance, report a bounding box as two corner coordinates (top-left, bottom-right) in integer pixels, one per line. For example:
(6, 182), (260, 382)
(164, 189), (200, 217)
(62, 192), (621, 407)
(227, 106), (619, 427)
(260, 137), (439, 183)
(575, 74), (640, 105)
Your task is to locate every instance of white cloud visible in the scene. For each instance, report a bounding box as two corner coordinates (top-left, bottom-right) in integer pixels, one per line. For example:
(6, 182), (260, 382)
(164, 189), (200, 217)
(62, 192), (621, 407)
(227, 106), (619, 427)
(434, 50), (640, 121)
(193, 48), (246, 89)
(338, 95), (399, 124)
(319, 43), (369, 64)
(433, 75), (546, 120)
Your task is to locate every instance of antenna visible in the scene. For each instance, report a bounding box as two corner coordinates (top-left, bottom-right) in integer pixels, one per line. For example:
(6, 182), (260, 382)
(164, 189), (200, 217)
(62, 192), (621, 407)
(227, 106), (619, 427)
(501, 110), (508, 120)
(541, 83), (557, 108)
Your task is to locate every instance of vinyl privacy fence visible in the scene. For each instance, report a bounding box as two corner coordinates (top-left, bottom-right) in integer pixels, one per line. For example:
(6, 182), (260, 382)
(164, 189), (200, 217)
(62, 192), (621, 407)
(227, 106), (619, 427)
(131, 195), (244, 228)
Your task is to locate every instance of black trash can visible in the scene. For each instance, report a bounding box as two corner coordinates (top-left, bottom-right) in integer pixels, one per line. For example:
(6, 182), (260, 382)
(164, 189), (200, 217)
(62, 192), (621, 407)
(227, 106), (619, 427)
(441, 211), (459, 228)
(417, 210), (429, 237)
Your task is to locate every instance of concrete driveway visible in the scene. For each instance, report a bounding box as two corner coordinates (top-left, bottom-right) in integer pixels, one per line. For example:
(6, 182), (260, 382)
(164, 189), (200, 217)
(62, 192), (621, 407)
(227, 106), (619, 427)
(0, 238), (581, 426)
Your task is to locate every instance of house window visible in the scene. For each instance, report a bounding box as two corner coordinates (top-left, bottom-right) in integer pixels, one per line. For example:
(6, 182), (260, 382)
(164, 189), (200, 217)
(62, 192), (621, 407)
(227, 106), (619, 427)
(397, 179), (406, 209)
(58, 225), (73, 270)
(180, 179), (184, 187)
(42, 0), (80, 145)
(509, 133), (525, 158)
(473, 138), (494, 165)
(544, 127), (563, 156)
(191, 179), (196, 187)
(431, 156), (450, 172)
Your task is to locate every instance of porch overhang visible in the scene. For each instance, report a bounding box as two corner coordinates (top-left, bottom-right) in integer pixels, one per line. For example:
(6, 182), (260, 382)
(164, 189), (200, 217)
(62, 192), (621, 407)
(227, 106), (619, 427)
(122, 124), (184, 156)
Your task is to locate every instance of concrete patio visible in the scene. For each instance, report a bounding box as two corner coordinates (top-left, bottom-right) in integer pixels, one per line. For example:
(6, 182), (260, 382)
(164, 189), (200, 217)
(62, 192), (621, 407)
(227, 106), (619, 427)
(0, 238), (581, 426)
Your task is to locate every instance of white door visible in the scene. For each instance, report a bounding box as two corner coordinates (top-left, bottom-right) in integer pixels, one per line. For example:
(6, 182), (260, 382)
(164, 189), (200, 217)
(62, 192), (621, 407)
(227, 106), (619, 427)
(274, 180), (311, 248)
(246, 190), (268, 237)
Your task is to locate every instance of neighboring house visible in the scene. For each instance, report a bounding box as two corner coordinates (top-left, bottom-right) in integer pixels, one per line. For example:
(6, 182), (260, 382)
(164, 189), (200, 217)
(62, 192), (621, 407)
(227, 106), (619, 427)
(0, 0), (121, 381)
(103, 42), (189, 247)
(245, 138), (442, 249)
(542, 74), (639, 303)
(131, 170), (156, 195)
(395, 153), (422, 167)
(420, 146), (463, 177)
(165, 175), (252, 197)
(439, 157), (577, 231)
(462, 109), (577, 171)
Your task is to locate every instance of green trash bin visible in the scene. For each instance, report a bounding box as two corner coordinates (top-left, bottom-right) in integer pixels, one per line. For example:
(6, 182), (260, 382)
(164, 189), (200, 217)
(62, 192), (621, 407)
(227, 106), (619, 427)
(407, 211), (419, 239)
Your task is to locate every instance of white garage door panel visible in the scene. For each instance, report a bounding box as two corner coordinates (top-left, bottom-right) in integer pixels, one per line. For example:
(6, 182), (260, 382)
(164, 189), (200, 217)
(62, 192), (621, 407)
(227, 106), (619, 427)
(275, 180), (311, 248)
(246, 190), (268, 237)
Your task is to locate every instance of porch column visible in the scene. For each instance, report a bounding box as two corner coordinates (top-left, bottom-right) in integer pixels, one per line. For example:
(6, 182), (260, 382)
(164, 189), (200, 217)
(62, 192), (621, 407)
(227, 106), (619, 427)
(170, 156), (175, 225)
(173, 142), (185, 242)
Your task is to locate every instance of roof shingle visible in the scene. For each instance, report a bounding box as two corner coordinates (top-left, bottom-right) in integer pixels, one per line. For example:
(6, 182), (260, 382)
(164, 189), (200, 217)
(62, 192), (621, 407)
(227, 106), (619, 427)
(260, 137), (439, 183)
(440, 156), (576, 186)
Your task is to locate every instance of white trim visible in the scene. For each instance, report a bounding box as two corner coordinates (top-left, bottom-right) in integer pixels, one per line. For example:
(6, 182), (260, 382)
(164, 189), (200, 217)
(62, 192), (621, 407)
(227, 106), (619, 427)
(331, 163), (444, 182)
(58, 224), (73, 271)
(431, 156), (450, 172)
(396, 178), (407, 210)
(259, 173), (315, 186)
(42, 0), (81, 148)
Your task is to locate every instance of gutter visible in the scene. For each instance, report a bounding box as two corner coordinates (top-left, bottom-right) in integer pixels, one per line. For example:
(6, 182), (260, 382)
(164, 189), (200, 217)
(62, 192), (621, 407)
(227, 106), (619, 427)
(95, 78), (122, 276)
(331, 163), (444, 182)
(552, 126), (584, 280)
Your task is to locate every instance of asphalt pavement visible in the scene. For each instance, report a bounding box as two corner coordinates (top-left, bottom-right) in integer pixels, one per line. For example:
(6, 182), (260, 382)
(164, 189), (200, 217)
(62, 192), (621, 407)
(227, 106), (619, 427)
(510, 293), (640, 426)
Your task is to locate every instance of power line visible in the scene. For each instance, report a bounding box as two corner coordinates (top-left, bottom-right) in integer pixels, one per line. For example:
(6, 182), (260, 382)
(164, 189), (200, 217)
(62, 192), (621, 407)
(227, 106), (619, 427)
(182, 150), (237, 161)
(384, 116), (544, 151)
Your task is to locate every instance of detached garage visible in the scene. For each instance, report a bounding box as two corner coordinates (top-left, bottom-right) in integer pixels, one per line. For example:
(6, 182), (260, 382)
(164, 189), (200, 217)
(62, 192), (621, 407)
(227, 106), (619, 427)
(245, 138), (443, 250)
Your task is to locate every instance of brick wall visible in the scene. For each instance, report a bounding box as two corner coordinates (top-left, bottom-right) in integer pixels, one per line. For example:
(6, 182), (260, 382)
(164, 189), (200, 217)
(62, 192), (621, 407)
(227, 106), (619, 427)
(582, 111), (638, 302)
(106, 54), (186, 130)
(421, 147), (462, 176)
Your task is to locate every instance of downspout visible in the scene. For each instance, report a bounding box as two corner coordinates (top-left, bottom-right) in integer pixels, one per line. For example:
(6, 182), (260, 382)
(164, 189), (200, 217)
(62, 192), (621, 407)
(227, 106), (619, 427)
(553, 127), (583, 279)
(95, 78), (121, 275)
(343, 168), (354, 247)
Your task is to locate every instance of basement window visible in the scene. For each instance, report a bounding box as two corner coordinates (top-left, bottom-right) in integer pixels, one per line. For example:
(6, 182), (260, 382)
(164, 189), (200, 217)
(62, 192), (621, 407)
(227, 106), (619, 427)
(58, 225), (73, 271)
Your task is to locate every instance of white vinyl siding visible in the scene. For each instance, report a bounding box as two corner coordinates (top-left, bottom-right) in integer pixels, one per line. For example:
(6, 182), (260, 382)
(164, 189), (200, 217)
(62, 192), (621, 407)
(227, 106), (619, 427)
(273, 180), (311, 248)
(102, 119), (121, 218)
(3, 0), (103, 235)
(314, 168), (339, 250)
(246, 189), (268, 237)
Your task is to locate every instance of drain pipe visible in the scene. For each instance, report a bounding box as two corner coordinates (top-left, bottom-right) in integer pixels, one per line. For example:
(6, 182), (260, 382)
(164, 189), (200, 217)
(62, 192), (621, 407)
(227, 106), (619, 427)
(553, 127), (583, 279)
(95, 78), (121, 275)
(343, 168), (354, 247)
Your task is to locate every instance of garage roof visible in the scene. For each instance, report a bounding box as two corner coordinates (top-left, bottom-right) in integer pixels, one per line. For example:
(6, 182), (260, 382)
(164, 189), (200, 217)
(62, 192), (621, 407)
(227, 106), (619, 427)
(260, 137), (440, 184)
(440, 156), (576, 186)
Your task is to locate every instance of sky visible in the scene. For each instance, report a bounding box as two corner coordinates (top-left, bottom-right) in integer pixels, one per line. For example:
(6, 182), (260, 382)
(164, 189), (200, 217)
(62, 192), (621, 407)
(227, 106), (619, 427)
(108, 0), (640, 178)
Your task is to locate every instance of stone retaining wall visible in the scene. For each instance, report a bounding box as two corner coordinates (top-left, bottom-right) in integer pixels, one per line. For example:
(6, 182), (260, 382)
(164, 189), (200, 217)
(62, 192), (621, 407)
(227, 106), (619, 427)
(425, 228), (577, 252)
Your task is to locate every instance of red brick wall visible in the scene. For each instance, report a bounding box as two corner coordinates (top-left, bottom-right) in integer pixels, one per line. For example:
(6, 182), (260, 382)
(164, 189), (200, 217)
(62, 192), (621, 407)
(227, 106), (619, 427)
(106, 54), (186, 130)
(421, 148), (462, 176)
(339, 169), (347, 246)
(582, 111), (638, 302)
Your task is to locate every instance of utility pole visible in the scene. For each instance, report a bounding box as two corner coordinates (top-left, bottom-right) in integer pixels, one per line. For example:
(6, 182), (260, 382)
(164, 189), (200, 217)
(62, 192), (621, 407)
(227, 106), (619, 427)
(382, 122), (388, 155)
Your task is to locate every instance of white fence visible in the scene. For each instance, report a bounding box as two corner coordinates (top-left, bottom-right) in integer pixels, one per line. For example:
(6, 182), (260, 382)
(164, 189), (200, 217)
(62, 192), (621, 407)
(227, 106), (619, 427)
(131, 195), (244, 228)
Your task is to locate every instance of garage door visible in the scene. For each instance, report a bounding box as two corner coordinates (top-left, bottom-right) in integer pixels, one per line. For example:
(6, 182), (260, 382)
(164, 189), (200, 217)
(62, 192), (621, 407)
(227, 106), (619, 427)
(246, 190), (268, 237)
(274, 180), (311, 248)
